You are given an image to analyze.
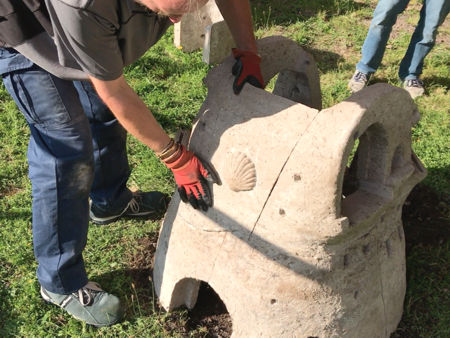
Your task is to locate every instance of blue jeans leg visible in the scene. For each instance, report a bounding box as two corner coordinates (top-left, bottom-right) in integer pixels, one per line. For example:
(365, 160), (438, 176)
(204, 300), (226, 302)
(2, 65), (93, 294)
(399, 0), (450, 80)
(73, 81), (132, 213)
(357, 0), (410, 74)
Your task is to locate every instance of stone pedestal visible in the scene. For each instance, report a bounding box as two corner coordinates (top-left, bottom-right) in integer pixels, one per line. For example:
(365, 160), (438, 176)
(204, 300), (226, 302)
(153, 36), (426, 337)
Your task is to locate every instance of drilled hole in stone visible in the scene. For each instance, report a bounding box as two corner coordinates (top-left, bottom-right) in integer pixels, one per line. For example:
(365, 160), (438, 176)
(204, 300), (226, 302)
(270, 299), (277, 304)
(293, 173), (301, 181)
(279, 208), (286, 216)
(385, 240), (392, 257)
(187, 282), (232, 337)
(343, 254), (349, 268)
(362, 244), (370, 255)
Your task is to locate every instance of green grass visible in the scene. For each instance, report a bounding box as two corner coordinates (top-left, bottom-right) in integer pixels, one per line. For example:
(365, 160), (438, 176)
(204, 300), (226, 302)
(1, 0), (449, 336)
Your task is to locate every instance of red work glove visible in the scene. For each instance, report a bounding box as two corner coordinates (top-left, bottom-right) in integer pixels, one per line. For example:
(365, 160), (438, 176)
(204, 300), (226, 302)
(231, 48), (265, 95)
(164, 145), (216, 211)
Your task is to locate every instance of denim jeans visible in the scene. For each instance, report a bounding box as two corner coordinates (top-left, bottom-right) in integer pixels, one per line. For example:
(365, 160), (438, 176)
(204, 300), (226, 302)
(356, 0), (450, 80)
(1, 48), (132, 294)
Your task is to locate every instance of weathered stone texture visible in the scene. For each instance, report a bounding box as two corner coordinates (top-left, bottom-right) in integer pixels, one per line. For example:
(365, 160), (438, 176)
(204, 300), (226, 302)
(174, 0), (223, 52)
(153, 36), (426, 337)
(202, 20), (235, 65)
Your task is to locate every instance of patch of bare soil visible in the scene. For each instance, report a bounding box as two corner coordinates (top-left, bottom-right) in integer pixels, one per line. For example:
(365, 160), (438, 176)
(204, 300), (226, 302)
(185, 282), (232, 338)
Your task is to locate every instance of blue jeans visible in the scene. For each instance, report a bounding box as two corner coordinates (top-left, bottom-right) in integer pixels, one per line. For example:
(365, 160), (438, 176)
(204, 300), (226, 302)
(356, 0), (450, 80)
(1, 48), (132, 294)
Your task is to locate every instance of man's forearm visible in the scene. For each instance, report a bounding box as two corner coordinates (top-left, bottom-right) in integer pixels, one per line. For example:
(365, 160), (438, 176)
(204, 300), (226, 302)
(89, 75), (171, 153)
(216, 0), (258, 53)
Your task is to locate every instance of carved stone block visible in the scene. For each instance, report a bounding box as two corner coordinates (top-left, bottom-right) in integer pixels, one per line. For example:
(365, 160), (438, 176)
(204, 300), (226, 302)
(153, 36), (426, 337)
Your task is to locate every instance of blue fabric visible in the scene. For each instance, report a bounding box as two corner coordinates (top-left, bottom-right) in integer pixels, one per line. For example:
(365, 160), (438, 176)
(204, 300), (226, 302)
(356, 0), (450, 80)
(1, 49), (132, 294)
(0, 48), (34, 74)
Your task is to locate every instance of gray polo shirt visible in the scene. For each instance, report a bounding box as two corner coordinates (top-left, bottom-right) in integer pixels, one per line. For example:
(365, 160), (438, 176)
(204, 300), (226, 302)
(16, 0), (171, 80)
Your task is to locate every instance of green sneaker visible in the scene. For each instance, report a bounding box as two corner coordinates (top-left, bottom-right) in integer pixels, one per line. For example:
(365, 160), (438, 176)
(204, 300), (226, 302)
(90, 191), (169, 225)
(40, 281), (123, 327)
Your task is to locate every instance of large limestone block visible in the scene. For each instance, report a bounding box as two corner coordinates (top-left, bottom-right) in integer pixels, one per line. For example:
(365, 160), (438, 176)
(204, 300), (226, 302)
(174, 0), (223, 52)
(154, 36), (426, 337)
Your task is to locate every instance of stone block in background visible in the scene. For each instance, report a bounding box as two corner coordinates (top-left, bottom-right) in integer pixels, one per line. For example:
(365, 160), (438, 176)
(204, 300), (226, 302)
(202, 20), (235, 65)
(174, 0), (223, 52)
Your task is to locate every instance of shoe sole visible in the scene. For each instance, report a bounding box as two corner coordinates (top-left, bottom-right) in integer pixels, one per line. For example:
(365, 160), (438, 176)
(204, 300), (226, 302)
(89, 210), (160, 225)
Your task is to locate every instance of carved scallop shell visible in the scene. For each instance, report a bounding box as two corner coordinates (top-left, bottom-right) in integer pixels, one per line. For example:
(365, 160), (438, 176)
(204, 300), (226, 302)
(225, 152), (256, 192)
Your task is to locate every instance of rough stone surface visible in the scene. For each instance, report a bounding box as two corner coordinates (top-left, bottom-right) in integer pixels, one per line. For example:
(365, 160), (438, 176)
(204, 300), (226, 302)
(153, 36), (426, 337)
(202, 20), (235, 65)
(174, 0), (223, 52)
(259, 37), (322, 109)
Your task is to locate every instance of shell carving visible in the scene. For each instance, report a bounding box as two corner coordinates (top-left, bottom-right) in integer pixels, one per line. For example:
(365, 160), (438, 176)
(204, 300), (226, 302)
(225, 152), (257, 192)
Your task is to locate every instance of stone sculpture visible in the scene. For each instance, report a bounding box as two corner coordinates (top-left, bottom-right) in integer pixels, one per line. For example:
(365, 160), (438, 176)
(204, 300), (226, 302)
(153, 36), (426, 337)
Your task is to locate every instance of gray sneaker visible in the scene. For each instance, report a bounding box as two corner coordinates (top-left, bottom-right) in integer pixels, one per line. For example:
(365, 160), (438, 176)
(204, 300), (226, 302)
(348, 70), (371, 93)
(403, 78), (425, 99)
(41, 281), (123, 327)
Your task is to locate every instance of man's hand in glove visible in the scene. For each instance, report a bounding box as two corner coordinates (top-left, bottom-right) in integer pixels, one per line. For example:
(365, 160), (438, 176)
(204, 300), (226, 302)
(232, 48), (264, 95)
(159, 140), (216, 211)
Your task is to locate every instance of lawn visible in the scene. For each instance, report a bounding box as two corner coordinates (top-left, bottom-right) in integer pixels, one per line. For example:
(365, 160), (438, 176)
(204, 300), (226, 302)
(0, 0), (449, 336)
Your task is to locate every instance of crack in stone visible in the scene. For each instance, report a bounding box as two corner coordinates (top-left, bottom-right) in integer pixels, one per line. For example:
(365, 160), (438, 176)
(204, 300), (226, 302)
(247, 111), (320, 241)
(377, 239), (388, 335)
(207, 231), (229, 282)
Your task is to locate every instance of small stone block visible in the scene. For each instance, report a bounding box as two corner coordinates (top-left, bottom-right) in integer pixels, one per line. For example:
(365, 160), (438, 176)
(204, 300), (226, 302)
(202, 20), (235, 65)
(174, 0), (223, 52)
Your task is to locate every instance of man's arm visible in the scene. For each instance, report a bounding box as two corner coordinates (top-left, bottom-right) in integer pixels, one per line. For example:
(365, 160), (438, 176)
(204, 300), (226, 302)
(89, 75), (171, 153)
(89, 75), (215, 210)
(215, 0), (264, 94)
(215, 0), (257, 53)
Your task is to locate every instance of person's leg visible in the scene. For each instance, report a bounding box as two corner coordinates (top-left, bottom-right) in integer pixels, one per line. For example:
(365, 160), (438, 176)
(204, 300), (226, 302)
(73, 81), (169, 225)
(73, 81), (132, 213)
(399, 0), (450, 80)
(2, 65), (93, 294)
(2, 59), (123, 326)
(356, 0), (410, 74)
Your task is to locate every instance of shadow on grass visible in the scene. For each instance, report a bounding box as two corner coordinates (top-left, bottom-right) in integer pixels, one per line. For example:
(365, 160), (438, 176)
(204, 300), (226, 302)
(423, 75), (450, 91)
(402, 182), (450, 251)
(304, 47), (348, 73)
(392, 180), (450, 337)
